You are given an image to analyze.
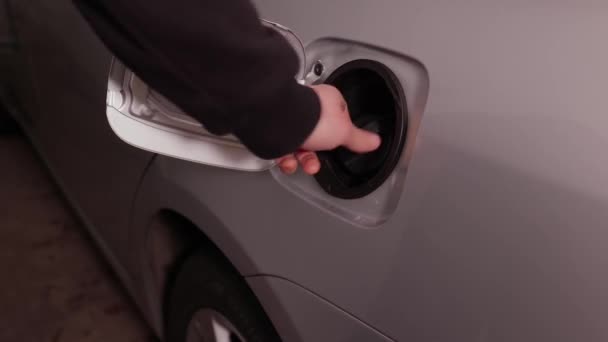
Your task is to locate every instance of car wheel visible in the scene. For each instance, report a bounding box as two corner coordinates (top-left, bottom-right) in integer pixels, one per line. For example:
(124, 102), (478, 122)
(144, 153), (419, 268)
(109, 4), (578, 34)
(166, 248), (282, 342)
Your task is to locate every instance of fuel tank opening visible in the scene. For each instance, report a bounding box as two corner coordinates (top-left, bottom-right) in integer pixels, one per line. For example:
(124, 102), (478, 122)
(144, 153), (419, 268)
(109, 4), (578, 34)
(314, 59), (407, 199)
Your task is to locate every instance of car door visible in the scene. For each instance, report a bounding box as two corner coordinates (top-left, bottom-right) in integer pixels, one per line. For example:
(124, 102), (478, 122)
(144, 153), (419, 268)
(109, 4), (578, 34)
(11, 0), (153, 277)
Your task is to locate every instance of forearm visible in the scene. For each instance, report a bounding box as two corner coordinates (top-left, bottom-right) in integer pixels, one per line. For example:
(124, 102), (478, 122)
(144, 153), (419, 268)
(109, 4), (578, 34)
(73, 0), (320, 159)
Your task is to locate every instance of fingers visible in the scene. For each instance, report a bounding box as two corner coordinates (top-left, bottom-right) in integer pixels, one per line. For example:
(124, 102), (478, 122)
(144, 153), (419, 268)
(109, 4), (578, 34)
(295, 151), (320, 175)
(277, 152), (321, 176)
(343, 127), (382, 153)
(278, 155), (298, 174)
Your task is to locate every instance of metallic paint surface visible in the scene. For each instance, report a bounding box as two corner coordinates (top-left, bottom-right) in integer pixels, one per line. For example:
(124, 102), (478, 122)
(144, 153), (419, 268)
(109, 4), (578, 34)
(3, 1), (608, 341)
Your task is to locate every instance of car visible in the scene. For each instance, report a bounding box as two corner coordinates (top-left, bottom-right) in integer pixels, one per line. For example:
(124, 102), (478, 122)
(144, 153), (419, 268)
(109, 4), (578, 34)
(2, 1), (608, 341)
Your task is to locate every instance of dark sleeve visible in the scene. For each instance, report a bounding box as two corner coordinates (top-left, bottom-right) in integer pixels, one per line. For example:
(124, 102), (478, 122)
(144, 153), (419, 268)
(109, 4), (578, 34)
(72, 0), (320, 159)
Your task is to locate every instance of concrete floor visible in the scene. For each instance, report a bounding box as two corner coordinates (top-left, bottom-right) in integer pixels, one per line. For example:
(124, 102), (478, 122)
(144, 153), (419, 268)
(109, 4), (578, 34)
(0, 132), (155, 342)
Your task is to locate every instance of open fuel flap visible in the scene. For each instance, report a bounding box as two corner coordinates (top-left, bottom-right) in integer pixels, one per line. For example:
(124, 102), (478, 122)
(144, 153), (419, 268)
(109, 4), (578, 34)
(105, 19), (306, 172)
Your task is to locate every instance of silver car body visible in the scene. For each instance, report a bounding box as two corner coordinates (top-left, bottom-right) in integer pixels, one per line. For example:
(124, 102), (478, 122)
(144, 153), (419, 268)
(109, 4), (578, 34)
(2, 1), (608, 341)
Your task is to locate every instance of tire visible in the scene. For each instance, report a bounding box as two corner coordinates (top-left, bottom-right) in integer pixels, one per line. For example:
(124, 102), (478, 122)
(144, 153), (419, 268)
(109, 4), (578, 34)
(165, 247), (282, 342)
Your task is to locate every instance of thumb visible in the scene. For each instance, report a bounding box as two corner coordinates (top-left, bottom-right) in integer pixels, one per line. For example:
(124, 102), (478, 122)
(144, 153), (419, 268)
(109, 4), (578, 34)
(343, 127), (382, 153)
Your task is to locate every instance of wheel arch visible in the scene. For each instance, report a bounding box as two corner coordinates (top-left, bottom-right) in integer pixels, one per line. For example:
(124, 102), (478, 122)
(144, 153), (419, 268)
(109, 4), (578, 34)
(135, 205), (267, 338)
(128, 158), (277, 338)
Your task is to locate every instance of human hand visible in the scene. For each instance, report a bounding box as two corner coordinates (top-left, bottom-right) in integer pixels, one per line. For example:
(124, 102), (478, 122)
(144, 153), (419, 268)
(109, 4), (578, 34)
(277, 84), (381, 175)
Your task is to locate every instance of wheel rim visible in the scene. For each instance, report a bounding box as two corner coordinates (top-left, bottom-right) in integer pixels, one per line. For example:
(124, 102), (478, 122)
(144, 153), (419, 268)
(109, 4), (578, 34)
(186, 309), (246, 342)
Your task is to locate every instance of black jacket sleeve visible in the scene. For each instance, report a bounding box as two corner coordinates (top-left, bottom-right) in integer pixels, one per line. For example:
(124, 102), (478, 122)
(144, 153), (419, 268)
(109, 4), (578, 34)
(72, 0), (320, 159)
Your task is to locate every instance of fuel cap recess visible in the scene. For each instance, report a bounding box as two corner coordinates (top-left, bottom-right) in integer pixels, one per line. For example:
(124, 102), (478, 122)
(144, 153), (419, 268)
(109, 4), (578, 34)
(314, 59), (407, 199)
